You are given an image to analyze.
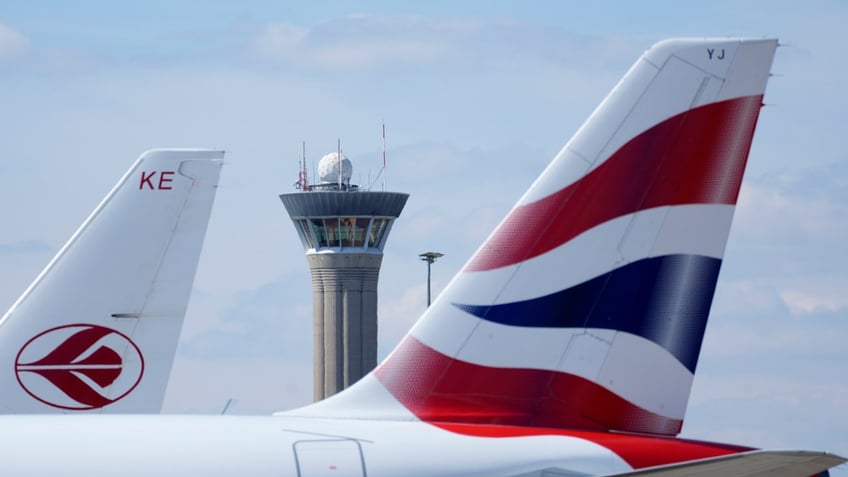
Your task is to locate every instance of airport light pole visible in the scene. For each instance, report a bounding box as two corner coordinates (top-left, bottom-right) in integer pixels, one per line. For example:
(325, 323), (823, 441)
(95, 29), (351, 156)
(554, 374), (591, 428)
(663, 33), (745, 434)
(419, 252), (444, 307)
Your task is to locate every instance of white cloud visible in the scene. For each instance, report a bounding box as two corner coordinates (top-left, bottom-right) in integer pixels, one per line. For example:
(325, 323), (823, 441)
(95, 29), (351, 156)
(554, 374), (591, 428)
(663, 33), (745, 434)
(377, 280), (429, 358)
(252, 22), (308, 60)
(702, 321), (840, 359)
(0, 24), (29, 61)
(780, 277), (848, 315)
(734, 181), (844, 242)
(711, 279), (788, 318)
(0, 24), (87, 73)
(712, 276), (848, 320)
(685, 374), (848, 455)
(179, 273), (313, 360)
(164, 357), (312, 414)
(248, 14), (616, 73)
(691, 374), (848, 411)
(251, 16), (454, 69)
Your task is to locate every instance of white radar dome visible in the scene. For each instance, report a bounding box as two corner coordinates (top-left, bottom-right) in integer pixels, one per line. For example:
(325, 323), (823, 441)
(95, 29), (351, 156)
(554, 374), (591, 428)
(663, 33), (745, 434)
(317, 152), (353, 184)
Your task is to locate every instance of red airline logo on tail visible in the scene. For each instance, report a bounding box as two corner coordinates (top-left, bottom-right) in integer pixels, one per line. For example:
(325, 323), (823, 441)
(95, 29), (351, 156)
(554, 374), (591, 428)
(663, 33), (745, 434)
(15, 324), (144, 410)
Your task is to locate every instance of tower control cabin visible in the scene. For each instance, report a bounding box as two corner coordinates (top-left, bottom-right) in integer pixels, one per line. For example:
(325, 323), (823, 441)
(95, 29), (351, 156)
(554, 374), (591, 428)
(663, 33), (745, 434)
(280, 151), (408, 401)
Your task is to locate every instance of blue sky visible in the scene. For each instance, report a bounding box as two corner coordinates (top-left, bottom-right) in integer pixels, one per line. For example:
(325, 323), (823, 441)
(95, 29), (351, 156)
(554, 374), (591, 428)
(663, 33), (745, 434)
(1, 0), (847, 469)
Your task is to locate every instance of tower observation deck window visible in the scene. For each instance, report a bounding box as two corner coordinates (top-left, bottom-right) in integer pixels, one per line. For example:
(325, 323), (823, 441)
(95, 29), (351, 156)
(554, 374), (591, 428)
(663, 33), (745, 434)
(340, 217), (370, 247)
(368, 218), (389, 249)
(296, 216), (395, 251)
(325, 218), (342, 247)
(310, 218), (329, 248)
(297, 219), (316, 249)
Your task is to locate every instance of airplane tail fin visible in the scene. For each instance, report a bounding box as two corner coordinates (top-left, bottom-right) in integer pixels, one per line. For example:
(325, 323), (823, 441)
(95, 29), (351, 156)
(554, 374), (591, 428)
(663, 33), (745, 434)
(0, 149), (223, 413)
(296, 38), (778, 436)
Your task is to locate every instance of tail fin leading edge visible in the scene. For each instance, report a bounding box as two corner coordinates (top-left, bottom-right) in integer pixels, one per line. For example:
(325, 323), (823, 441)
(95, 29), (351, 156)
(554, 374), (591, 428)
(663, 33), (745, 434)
(312, 38), (778, 436)
(0, 149), (223, 413)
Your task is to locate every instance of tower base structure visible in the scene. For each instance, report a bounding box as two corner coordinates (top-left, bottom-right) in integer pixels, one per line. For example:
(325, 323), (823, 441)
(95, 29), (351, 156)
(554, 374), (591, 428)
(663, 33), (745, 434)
(280, 190), (408, 401)
(307, 253), (381, 399)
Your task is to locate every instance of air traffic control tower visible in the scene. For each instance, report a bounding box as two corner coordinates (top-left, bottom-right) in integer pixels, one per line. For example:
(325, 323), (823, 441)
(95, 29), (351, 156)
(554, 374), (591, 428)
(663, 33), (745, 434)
(280, 151), (408, 401)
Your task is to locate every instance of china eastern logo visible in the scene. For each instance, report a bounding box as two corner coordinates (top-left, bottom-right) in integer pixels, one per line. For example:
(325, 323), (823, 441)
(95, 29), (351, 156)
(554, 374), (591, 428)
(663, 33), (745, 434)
(15, 324), (144, 410)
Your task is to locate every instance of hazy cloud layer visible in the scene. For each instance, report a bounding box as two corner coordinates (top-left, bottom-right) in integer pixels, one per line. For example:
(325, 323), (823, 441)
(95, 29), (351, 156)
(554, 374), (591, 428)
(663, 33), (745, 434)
(249, 15), (619, 72)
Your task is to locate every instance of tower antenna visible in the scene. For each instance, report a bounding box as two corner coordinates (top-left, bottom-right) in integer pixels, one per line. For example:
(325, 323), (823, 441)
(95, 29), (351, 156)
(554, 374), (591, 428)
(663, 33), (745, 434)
(298, 140), (309, 191)
(337, 138), (342, 190)
(382, 123), (387, 191)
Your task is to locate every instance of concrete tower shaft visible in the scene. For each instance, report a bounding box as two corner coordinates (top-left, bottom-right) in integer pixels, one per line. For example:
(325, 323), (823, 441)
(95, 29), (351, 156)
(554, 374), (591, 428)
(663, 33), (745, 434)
(280, 191), (408, 400)
(307, 253), (381, 399)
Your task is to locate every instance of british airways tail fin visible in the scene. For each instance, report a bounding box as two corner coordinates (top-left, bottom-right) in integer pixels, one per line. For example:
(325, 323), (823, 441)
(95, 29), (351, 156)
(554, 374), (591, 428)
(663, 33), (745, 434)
(294, 38), (778, 436)
(0, 149), (223, 413)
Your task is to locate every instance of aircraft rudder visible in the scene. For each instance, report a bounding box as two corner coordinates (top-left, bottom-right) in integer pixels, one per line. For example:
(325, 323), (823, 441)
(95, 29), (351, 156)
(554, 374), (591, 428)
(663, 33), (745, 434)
(359, 38), (778, 435)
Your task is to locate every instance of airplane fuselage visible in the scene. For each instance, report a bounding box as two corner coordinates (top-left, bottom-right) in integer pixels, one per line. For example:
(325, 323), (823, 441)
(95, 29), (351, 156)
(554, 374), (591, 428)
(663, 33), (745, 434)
(0, 414), (745, 476)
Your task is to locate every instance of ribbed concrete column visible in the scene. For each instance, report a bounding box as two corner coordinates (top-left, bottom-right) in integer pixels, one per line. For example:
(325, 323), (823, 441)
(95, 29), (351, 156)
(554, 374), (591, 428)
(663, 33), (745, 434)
(307, 253), (382, 400)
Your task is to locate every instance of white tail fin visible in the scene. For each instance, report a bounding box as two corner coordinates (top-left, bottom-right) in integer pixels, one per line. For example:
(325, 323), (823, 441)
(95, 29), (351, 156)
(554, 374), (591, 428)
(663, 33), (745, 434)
(0, 149), (223, 413)
(292, 38), (778, 436)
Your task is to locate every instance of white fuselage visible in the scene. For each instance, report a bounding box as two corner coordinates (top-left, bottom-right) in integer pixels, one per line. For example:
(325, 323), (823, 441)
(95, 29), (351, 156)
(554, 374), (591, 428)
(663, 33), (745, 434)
(1, 414), (630, 477)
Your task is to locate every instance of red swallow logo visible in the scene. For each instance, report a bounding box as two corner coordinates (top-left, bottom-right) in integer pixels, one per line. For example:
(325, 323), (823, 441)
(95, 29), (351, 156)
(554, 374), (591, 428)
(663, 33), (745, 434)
(15, 324), (144, 410)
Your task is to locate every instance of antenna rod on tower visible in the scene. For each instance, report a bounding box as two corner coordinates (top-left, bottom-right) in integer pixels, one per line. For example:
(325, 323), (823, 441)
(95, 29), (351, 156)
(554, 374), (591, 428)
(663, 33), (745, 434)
(337, 138), (342, 190)
(302, 140), (309, 191)
(382, 123), (387, 192)
(295, 142), (302, 190)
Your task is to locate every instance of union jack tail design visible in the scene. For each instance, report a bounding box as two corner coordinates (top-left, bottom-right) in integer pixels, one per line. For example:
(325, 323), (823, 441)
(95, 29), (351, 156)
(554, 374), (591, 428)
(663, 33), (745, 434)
(295, 38), (778, 437)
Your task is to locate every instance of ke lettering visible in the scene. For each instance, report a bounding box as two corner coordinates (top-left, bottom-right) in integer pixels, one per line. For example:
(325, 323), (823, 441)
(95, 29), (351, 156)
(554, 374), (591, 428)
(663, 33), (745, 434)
(139, 171), (175, 190)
